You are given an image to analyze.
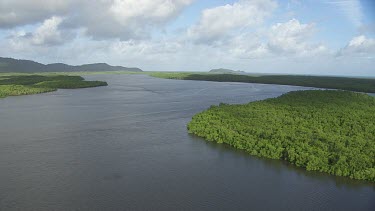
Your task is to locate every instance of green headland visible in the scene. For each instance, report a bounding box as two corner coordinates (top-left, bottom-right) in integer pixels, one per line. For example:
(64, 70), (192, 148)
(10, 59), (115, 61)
(149, 72), (375, 93)
(0, 75), (107, 98)
(188, 90), (375, 181)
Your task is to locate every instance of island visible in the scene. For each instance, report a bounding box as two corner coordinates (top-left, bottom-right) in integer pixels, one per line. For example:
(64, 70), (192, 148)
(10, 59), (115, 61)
(187, 90), (375, 181)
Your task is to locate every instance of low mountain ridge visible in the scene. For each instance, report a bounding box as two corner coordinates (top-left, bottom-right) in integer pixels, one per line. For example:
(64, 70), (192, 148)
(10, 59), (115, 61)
(0, 57), (143, 73)
(209, 68), (246, 74)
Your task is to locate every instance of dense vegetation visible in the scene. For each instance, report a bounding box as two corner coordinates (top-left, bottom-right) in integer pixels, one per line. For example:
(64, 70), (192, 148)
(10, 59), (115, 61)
(150, 72), (375, 93)
(0, 75), (107, 98)
(188, 90), (375, 181)
(149, 72), (196, 80)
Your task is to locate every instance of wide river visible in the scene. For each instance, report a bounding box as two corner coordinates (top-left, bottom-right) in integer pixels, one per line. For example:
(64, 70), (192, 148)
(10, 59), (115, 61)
(0, 74), (374, 210)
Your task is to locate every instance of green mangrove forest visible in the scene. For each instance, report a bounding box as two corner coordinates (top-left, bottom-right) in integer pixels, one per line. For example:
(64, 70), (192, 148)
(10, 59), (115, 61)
(188, 90), (375, 181)
(0, 75), (107, 98)
(150, 72), (375, 93)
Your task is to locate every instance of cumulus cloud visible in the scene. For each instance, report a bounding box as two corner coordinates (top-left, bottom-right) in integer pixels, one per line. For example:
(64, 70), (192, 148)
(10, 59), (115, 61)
(188, 0), (277, 43)
(267, 19), (327, 56)
(0, 0), (193, 40)
(31, 16), (65, 45)
(69, 0), (194, 40)
(0, 0), (72, 28)
(215, 19), (328, 59)
(222, 33), (268, 58)
(186, 2), (326, 58)
(8, 16), (68, 48)
(338, 35), (375, 57)
(109, 0), (192, 23)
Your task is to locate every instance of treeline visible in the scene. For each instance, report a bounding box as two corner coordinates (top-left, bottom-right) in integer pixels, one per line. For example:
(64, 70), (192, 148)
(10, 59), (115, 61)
(188, 90), (375, 181)
(0, 75), (107, 98)
(150, 72), (375, 93)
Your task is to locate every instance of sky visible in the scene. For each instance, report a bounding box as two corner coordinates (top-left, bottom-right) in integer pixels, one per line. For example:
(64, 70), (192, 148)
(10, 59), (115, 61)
(0, 0), (374, 76)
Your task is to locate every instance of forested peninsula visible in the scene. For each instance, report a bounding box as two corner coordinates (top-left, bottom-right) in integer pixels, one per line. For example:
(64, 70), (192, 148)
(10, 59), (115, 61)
(150, 72), (375, 93)
(0, 75), (107, 98)
(188, 90), (375, 181)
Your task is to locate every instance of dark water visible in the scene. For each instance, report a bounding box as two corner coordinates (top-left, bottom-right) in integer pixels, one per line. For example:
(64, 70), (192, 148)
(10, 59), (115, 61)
(0, 75), (374, 211)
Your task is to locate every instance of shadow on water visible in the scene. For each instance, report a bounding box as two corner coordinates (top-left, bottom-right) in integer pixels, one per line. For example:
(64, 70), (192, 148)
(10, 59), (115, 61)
(188, 133), (375, 190)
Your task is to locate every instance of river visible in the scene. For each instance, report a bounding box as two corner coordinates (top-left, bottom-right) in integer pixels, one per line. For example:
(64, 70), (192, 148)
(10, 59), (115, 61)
(0, 74), (374, 210)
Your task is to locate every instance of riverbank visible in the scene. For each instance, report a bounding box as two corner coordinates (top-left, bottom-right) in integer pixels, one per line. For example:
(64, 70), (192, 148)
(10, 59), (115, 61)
(188, 90), (375, 182)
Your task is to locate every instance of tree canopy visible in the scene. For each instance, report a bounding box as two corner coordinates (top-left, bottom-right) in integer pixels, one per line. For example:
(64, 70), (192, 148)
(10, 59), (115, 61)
(0, 75), (107, 98)
(188, 90), (375, 181)
(150, 72), (375, 93)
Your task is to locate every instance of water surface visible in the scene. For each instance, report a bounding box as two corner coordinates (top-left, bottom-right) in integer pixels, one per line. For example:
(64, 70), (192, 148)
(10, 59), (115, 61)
(0, 75), (374, 210)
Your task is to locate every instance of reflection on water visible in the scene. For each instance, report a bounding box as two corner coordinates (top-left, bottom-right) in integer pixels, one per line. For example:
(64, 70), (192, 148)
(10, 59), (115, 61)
(0, 74), (374, 211)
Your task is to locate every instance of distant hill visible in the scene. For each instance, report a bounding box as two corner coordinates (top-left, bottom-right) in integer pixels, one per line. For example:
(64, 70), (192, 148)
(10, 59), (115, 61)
(0, 57), (143, 73)
(209, 68), (246, 74)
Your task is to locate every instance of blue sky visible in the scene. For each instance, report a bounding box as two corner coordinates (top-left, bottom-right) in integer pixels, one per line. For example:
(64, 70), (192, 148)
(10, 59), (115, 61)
(0, 0), (374, 76)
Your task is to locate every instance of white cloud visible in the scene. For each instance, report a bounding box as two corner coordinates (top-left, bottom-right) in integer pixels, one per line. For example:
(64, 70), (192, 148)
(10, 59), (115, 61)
(186, 2), (327, 58)
(188, 0), (277, 43)
(0, 0), (193, 40)
(267, 19), (328, 56)
(8, 16), (67, 48)
(0, 0), (73, 28)
(338, 35), (375, 57)
(31, 16), (64, 45)
(222, 33), (269, 58)
(109, 0), (192, 23)
(76, 0), (193, 40)
(216, 19), (328, 59)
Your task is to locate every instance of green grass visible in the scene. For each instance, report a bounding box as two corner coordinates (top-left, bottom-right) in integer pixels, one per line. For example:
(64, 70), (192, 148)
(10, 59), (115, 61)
(188, 90), (375, 181)
(150, 72), (375, 93)
(0, 75), (107, 98)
